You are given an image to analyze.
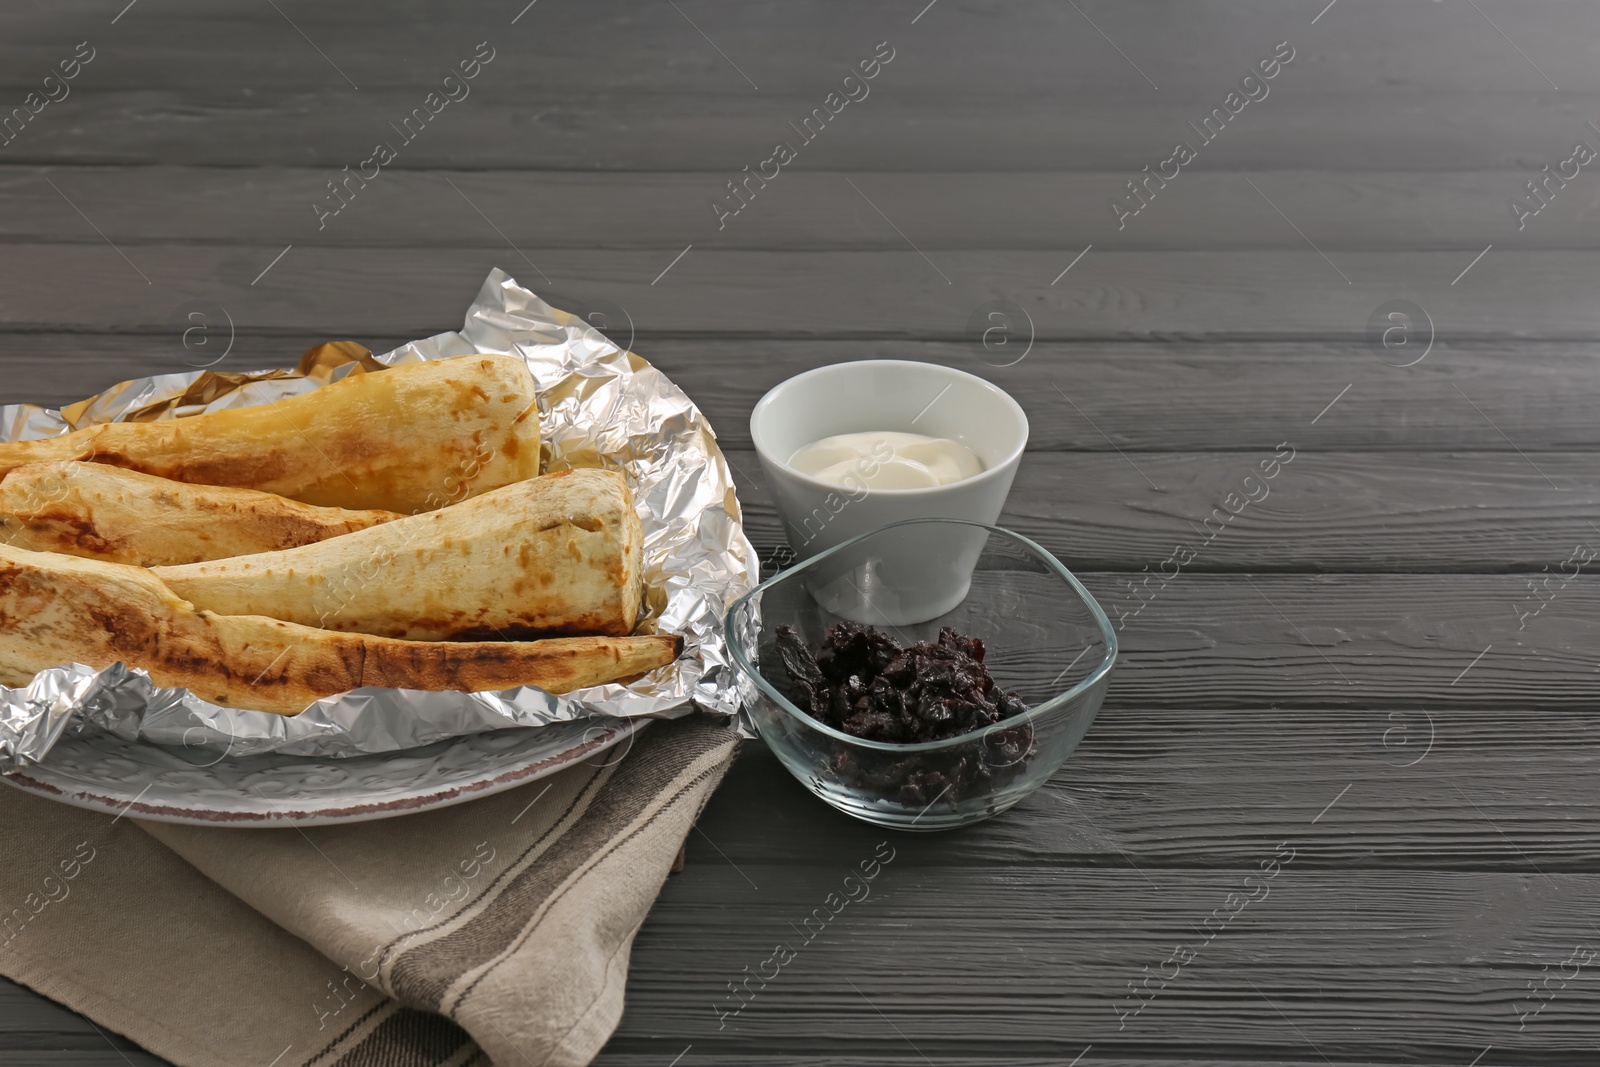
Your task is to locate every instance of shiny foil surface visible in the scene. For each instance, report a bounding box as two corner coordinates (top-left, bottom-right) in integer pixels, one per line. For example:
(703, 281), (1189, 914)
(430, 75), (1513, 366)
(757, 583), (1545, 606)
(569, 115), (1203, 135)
(0, 270), (756, 768)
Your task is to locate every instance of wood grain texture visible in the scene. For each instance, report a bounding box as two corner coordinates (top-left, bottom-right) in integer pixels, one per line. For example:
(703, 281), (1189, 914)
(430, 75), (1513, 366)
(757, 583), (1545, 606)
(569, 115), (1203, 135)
(4, 0), (1598, 99)
(726, 449), (1600, 572)
(601, 861), (1600, 1060)
(0, 1055), (164, 1067)
(0, 89), (1597, 172)
(0, 984), (160, 1063)
(7, 337), (1600, 453)
(695, 709), (1600, 869)
(0, 0), (1593, 96)
(594, 1060), (1422, 1067)
(594, 1060), (1424, 1067)
(0, 168), (1593, 251)
(1023, 572), (1588, 711)
(0, 247), (1597, 339)
(727, 565), (1597, 712)
(640, 340), (1600, 453)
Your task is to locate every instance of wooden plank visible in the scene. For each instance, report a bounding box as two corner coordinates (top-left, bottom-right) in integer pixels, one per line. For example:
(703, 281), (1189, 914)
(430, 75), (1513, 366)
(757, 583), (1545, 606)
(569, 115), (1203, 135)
(0, 168), (1595, 251)
(0, 983), (162, 1063)
(644, 341), (1600, 453)
(0, 1056), (165, 1067)
(1072, 570), (1595, 712)
(605, 862), (1600, 1059)
(0, 89), (1595, 171)
(0, 248), (1597, 339)
(5, 337), (1600, 454)
(725, 449), (1600, 572)
(597, 1061), (1418, 1067)
(4, 0), (1598, 99)
(726, 570), (1600, 712)
(697, 706), (1600, 868)
(596, 1062), (1405, 1067)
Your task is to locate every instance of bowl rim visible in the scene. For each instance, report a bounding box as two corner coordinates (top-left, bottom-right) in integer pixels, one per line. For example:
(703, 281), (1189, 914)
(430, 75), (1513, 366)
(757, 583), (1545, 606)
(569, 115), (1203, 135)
(724, 518), (1119, 753)
(748, 360), (1030, 497)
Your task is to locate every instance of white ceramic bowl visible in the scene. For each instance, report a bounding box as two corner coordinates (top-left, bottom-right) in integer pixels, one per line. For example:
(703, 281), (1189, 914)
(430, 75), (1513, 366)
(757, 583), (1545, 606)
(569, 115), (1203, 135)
(750, 360), (1028, 624)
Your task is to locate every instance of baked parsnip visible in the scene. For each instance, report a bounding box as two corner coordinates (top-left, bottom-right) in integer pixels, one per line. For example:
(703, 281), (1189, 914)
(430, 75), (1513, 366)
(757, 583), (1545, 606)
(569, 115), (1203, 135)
(0, 461), (398, 566)
(0, 542), (679, 714)
(155, 468), (643, 640)
(0, 355), (540, 513)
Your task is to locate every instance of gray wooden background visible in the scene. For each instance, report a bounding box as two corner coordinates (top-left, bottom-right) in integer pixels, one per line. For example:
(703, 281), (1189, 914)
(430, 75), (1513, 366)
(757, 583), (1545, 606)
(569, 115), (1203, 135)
(2, 0), (1599, 1063)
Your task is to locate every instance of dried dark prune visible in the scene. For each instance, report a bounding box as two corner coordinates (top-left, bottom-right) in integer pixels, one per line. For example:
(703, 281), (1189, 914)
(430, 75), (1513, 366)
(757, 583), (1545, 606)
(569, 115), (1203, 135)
(771, 621), (1035, 806)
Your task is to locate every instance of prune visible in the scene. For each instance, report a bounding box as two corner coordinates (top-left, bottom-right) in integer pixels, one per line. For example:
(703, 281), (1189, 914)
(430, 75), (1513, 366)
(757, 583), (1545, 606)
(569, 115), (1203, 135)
(772, 621), (1035, 807)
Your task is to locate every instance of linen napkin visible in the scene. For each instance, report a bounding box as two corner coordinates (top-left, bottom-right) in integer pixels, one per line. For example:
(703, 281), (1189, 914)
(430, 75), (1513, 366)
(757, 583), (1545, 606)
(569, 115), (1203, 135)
(0, 715), (738, 1067)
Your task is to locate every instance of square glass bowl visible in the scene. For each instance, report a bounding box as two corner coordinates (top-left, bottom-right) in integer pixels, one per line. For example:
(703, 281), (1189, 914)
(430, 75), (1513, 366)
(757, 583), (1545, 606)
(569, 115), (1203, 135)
(726, 519), (1117, 830)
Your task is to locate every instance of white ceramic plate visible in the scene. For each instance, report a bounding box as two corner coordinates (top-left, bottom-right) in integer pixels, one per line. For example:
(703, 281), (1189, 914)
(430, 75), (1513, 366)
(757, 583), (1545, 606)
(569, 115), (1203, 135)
(0, 718), (645, 827)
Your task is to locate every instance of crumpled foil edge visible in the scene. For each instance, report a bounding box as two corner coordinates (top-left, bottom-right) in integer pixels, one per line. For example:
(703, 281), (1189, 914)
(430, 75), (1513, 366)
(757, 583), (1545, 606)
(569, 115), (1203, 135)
(0, 269), (757, 769)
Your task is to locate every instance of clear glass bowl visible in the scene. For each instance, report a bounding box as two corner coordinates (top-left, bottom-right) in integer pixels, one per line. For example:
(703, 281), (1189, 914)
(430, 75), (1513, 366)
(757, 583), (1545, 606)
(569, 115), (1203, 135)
(726, 519), (1118, 831)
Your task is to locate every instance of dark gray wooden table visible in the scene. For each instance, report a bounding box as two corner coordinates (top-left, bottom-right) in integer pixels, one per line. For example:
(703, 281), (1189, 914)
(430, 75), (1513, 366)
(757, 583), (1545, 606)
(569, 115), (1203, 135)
(3, 1), (1598, 1063)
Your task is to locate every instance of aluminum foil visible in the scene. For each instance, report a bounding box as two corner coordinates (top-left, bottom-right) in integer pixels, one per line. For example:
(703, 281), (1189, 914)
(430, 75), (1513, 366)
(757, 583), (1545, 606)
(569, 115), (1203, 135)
(0, 269), (757, 769)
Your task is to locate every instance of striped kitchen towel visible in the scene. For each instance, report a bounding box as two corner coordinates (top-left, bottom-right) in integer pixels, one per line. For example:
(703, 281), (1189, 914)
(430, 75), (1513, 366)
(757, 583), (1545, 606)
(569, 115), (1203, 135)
(0, 715), (739, 1066)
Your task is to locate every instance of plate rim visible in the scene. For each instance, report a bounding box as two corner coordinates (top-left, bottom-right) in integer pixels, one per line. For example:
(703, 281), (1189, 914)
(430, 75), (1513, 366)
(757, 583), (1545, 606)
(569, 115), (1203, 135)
(0, 718), (650, 827)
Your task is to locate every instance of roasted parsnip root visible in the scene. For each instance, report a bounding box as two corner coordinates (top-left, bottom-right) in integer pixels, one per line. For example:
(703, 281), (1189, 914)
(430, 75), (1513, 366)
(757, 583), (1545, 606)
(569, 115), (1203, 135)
(0, 355), (541, 513)
(0, 542), (680, 714)
(155, 468), (643, 641)
(0, 461), (399, 566)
